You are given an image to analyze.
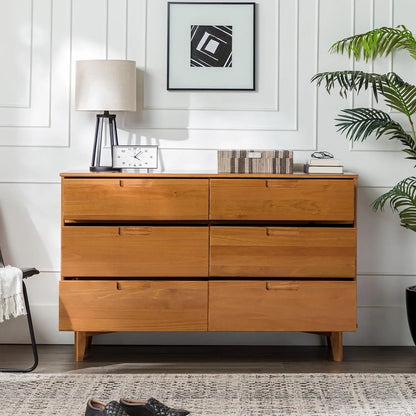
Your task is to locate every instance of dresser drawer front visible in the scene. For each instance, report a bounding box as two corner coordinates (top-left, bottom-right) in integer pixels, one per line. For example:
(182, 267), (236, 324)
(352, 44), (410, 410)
(210, 227), (356, 278)
(60, 280), (208, 331)
(62, 226), (208, 277)
(210, 179), (355, 222)
(209, 280), (356, 331)
(62, 178), (209, 221)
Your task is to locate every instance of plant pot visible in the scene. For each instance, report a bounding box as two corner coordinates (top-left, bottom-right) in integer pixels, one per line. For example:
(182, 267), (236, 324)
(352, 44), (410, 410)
(406, 286), (416, 344)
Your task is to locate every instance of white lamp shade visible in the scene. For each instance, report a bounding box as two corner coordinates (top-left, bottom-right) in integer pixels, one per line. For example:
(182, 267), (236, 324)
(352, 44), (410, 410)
(75, 60), (137, 112)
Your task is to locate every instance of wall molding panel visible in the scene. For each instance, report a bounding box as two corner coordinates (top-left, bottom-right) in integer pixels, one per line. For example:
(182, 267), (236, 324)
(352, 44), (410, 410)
(0, 0), (71, 146)
(142, 0), (282, 112)
(0, 0), (33, 109)
(121, 0), (320, 151)
(0, 0), (52, 127)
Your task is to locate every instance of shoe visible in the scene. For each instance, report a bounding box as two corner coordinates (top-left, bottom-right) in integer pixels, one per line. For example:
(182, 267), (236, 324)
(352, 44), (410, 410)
(120, 397), (190, 416)
(85, 399), (129, 416)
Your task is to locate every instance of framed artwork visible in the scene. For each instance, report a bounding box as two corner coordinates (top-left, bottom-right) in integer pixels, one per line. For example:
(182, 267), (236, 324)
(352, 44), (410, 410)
(167, 2), (256, 90)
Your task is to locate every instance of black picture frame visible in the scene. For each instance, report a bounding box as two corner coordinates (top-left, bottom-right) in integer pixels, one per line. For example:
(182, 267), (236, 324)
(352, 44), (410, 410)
(167, 2), (256, 91)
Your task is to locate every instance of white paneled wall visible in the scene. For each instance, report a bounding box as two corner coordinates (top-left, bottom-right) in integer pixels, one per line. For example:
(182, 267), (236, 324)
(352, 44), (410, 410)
(1, 0), (416, 346)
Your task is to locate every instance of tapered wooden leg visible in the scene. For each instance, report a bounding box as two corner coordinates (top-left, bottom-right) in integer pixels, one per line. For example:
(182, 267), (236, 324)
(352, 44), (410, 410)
(87, 335), (93, 349)
(74, 331), (88, 362)
(329, 331), (343, 362)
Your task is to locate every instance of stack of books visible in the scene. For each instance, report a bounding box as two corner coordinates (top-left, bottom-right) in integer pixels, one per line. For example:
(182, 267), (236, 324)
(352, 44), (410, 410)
(304, 158), (343, 174)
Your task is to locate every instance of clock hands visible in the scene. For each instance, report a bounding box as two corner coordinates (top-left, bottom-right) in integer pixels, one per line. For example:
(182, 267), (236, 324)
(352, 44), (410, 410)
(134, 150), (143, 160)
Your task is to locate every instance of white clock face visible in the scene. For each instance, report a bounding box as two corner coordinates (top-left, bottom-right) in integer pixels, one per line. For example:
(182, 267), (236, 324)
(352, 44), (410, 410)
(112, 145), (158, 169)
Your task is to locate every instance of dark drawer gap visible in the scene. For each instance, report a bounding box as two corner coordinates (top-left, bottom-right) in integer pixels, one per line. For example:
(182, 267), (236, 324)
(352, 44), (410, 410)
(208, 277), (355, 282)
(63, 276), (209, 281)
(64, 221), (210, 226)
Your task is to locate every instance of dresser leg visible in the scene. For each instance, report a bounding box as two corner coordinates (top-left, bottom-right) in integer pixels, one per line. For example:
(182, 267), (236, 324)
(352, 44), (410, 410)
(87, 335), (93, 349)
(74, 331), (88, 361)
(329, 331), (343, 361)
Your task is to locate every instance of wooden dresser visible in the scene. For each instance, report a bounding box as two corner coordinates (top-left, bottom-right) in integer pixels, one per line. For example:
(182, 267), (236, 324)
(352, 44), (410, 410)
(60, 172), (358, 361)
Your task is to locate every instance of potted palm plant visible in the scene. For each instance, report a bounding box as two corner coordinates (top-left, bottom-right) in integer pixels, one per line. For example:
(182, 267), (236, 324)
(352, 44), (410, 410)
(312, 25), (416, 344)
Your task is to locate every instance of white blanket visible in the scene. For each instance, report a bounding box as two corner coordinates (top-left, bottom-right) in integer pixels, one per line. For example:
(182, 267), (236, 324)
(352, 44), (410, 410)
(0, 265), (26, 323)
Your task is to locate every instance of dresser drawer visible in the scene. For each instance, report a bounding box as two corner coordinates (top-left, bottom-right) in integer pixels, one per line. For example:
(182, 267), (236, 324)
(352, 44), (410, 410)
(62, 178), (209, 221)
(209, 280), (356, 331)
(210, 179), (355, 222)
(60, 280), (208, 331)
(210, 226), (356, 278)
(62, 226), (208, 277)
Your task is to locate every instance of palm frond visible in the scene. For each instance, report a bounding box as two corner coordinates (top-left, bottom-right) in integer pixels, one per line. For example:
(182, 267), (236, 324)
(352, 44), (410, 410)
(310, 71), (408, 102)
(381, 73), (416, 117)
(336, 107), (394, 141)
(377, 124), (416, 161)
(312, 71), (416, 121)
(372, 176), (416, 231)
(311, 71), (386, 99)
(336, 108), (416, 160)
(330, 25), (416, 61)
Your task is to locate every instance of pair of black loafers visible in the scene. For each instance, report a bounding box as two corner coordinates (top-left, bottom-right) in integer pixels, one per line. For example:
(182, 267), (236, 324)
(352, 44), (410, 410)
(85, 397), (190, 416)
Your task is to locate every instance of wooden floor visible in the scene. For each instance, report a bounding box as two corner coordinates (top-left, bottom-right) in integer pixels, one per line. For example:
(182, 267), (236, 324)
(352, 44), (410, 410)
(1, 345), (416, 373)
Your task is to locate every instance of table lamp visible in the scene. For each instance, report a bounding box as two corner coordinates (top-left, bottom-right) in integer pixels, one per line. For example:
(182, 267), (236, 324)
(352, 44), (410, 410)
(75, 60), (137, 171)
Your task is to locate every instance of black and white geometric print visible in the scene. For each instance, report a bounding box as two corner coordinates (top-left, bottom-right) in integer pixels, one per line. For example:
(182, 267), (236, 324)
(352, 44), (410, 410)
(190, 25), (232, 67)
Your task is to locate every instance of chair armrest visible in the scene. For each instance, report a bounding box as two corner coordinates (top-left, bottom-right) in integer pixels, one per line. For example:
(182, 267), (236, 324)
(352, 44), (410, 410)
(21, 268), (40, 279)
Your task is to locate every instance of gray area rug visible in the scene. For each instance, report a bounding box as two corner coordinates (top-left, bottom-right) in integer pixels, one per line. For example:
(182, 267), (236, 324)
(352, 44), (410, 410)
(1, 373), (416, 415)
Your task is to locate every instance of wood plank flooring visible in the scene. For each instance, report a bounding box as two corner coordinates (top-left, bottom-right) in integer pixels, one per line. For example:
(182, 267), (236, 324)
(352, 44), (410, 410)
(1, 345), (416, 373)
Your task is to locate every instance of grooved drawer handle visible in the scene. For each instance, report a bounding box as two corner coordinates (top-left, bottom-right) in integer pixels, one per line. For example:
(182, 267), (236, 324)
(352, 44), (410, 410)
(266, 282), (300, 291)
(265, 180), (299, 188)
(119, 227), (152, 236)
(266, 228), (300, 237)
(119, 180), (146, 188)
